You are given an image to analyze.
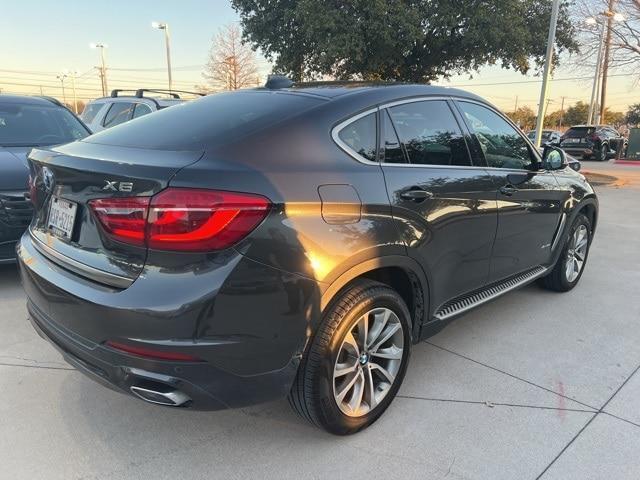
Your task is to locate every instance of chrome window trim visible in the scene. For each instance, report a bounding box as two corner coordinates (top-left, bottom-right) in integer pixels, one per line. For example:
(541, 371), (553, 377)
(331, 108), (380, 165)
(30, 231), (134, 289)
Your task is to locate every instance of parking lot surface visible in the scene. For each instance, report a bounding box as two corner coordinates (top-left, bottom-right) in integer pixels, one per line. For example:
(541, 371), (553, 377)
(1, 163), (639, 479)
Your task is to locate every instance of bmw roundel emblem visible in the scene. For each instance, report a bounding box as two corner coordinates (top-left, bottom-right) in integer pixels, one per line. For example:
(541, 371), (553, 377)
(42, 167), (55, 193)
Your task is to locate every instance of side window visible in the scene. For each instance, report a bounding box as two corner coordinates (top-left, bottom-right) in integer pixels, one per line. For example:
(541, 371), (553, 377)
(103, 103), (134, 128)
(457, 101), (536, 170)
(382, 110), (407, 164)
(387, 100), (471, 166)
(133, 103), (153, 119)
(337, 112), (377, 162)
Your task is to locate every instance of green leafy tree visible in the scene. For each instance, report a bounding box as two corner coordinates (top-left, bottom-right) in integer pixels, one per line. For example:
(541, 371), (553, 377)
(545, 109), (563, 128)
(232, 0), (578, 82)
(563, 101), (590, 126)
(507, 106), (537, 130)
(627, 103), (640, 126)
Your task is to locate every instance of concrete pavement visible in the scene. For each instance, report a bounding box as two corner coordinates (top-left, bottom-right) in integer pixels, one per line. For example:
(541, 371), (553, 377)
(0, 179), (639, 479)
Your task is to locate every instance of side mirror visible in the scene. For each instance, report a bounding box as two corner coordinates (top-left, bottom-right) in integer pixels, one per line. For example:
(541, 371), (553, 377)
(542, 146), (567, 171)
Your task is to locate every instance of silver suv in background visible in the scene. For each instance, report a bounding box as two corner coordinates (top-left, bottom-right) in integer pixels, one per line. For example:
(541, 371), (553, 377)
(80, 89), (201, 132)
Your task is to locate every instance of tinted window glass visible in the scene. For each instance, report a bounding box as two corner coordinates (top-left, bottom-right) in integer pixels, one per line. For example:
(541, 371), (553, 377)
(338, 112), (377, 161)
(0, 103), (89, 147)
(564, 127), (595, 138)
(382, 110), (406, 164)
(80, 102), (104, 123)
(458, 102), (536, 170)
(103, 103), (134, 128)
(85, 92), (324, 150)
(388, 100), (470, 166)
(133, 103), (153, 119)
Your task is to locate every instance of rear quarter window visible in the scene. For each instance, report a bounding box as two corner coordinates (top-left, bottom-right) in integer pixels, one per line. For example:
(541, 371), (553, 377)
(83, 91), (325, 150)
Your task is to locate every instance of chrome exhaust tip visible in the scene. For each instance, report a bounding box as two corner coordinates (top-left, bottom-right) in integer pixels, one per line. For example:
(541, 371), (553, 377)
(130, 385), (191, 407)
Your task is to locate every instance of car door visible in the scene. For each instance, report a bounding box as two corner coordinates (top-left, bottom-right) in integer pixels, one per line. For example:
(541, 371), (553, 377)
(380, 98), (498, 310)
(454, 100), (566, 283)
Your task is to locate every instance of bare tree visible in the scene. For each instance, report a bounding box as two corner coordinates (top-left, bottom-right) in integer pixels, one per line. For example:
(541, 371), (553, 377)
(573, 0), (640, 76)
(202, 24), (259, 90)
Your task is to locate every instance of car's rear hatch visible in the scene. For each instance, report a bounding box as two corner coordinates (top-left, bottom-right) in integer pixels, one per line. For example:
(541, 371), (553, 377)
(28, 140), (203, 287)
(561, 127), (595, 145)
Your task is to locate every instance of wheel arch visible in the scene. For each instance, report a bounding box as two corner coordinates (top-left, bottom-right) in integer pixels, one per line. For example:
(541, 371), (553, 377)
(320, 255), (431, 343)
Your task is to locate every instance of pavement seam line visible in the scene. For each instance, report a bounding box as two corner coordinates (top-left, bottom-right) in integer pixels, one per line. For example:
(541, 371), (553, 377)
(0, 361), (75, 371)
(535, 362), (640, 478)
(396, 394), (596, 413)
(424, 341), (598, 411)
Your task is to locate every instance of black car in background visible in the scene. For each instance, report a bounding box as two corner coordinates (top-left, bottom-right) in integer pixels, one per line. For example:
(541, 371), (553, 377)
(559, 125), (627, 161)
(18, 81), (598, 434)
(0, 95), (90, 262)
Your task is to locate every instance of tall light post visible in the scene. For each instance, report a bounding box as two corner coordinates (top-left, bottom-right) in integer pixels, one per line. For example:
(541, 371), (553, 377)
(152, 21), (173, 92)
(63, 69), (79, 113)
(56, 73), (68, 105)
(585, 11), (625, 125)
(90, 43), (108, 96)
(534, 0), (560, 148)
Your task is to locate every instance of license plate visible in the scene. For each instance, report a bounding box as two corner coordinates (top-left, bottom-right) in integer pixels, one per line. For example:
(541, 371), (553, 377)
(47, 197), (78, 240)
(567, 138), (580, 143)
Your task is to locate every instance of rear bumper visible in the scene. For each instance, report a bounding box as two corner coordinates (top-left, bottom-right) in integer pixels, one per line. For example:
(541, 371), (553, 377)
(17, 231), (317, 410)
(561, 145), (595, 158)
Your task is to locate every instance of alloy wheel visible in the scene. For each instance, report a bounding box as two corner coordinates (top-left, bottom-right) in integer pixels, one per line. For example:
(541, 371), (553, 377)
(565, 224), (589, 283)
(332, 307), (404, 417)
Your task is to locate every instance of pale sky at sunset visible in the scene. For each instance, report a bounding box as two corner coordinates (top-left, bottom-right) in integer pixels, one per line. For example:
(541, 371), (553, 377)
(1, 0), (638, 114)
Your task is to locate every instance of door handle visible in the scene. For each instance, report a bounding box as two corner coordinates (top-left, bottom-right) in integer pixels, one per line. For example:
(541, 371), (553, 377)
(400, 188), (433, 202)
(499, 185), (517, 196)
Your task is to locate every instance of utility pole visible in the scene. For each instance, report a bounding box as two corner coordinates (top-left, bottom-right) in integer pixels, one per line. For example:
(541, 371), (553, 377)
(599, 0), (616, 124)
(534, 0), (561, 148)
(559, 96), (565, 128)
(514, 95), (519, 114)
(69, 71), (78, 113)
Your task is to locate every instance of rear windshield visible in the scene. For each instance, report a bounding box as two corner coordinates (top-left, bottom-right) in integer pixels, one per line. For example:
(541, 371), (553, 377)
(83, 91), (325, 150)
(564, 127), (595, 138)
(0, 102), (89, 147)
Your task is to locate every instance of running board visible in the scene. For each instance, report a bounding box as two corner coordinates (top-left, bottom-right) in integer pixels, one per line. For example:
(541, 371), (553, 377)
(434, 266), (548, 321)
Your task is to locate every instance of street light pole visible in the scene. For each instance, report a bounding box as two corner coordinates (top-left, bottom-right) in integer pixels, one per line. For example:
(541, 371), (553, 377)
(534, 0), (561, 148)
(587, 18), (606, 125)
(599, 0), (616, 124)
(90, 43), (108, 96)
(152, 22), (173, 93)
(56, 74), (67, 105)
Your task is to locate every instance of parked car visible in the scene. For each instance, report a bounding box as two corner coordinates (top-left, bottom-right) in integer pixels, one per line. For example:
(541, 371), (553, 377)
(0, 95), (89, 263)
(559, 125), (627, 161)
(18, 79), (598, 434)
(80, 89), (200, 132)
(528, 129), (562, 145)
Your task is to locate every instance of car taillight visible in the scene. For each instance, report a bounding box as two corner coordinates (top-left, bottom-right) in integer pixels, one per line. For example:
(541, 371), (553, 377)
(89, 197), (150, 246)
(89, 188), (270, 252)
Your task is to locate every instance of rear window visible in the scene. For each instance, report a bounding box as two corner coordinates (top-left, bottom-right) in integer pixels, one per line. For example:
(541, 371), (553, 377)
(84, 91), (324, 150)
(564, 127), (595, 138)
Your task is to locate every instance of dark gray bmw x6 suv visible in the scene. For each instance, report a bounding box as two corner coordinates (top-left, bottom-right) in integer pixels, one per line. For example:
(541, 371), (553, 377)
(18, 80), (598, 434)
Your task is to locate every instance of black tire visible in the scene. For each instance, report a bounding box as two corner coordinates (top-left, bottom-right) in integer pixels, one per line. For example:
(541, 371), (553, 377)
(597, 143), (608, 161)
(539, 213), (592, 292)
(288, 279), (412, 435)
